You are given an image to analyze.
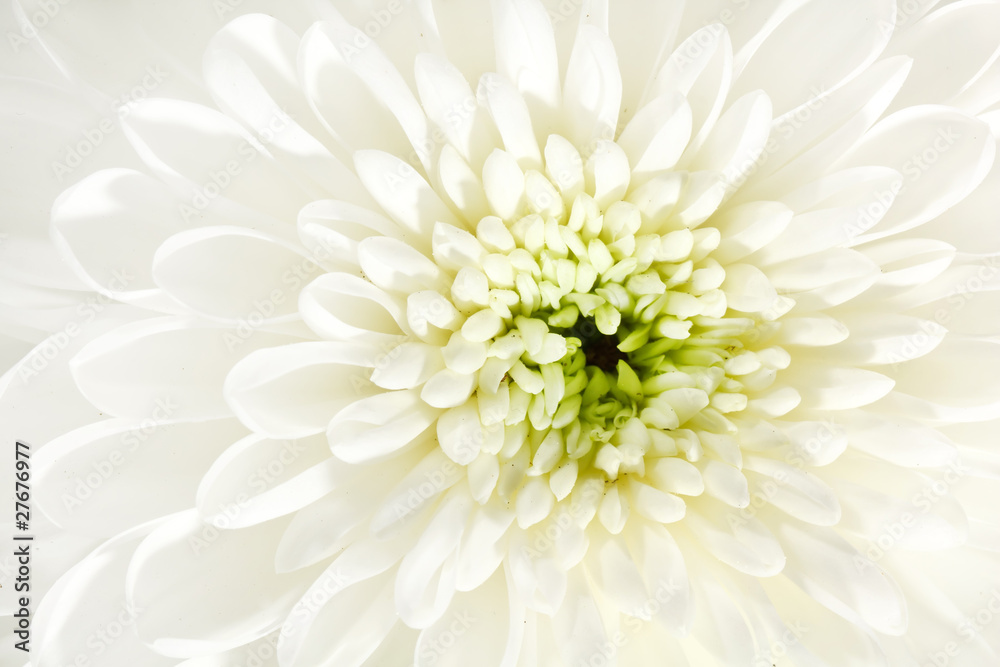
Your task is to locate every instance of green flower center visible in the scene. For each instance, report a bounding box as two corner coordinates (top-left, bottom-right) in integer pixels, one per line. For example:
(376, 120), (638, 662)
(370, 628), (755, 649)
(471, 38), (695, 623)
(450, 186), (760, 482)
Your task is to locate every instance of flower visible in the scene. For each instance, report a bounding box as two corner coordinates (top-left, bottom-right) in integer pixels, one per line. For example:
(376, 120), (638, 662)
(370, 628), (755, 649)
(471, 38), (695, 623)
(4, 0), (1000, 665)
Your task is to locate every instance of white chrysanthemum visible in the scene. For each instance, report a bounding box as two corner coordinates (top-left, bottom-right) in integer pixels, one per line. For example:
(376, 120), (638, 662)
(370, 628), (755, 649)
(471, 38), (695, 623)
(3, 0), (1000, 665)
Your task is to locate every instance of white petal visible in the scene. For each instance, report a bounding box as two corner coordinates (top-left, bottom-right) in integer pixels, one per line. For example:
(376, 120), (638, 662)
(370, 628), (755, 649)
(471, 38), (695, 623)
(415, 53), (498, 167)
(491, 0), (561, 115)
(834, 107), (995, 241)
(153, 226), (319, 321)
(626, 521), (693, 635)
(478, 73), (543, 169)
(368, 446), (464, 539)
(354, 150), (461, 244)
(438, 399), (496, 465)
(686, 498), (786, 577)
(455, 504), (514, 591)
(196, 433), (340, 528)
(70, 316), (298, 421)
(297, 199), (404, 269)
(696, 459), (750, 509)
(34, 525), (174, 667)
(437, 144), (492, 222)
(650, 24), (733, 159)
(482, 148), (527, 220)
(551, 568), (614, 667)
(832, 314), (946, 365)
(225, 341), (379, 439)
(307, 16), (434, 170)
(358, 236), (447, 294)
(544, 134), (586, 204)
(128, 511), (321, 657)
(886, 337), (1000, 414)
(122, 98), (310, 222)
(299, 22), (413, 158)
(646, 457), (705, 496)
(415, 570), (512, 667)
(585, 140), (631, 209)
(329, 389), (440, 463)
(743, 455), (841, 526)
(786, 365), (895, 411)
(774, 314), (850, 347)
(617, 93), (692, 178)
(741, 57), (912, 199)
(885, 2), (1000, 111)
(277, 536), (410, 667)
(773, 518), (908, 636)
(851, 412), (958, 476)
(609, 0), (686, 125)
(299, 272), (408, 343)
(49, 169), (188, 307)
(422, 368), (477, 408)
(585, 531), (651, 618)
(396, 491), (471, 628)
(562, 24), (622, 147)
(370, 342), (445, 390)
(686, 568), (756, 664)
(721, 263), (781, 313)
(821, 453), (968, 550)
(711, 201), (793, 264)
(732, 0), (896, 116)
(34, 418), (244, 537)
(516, 476), (556, 528)
(690, 90), (772, 193)
(204, 21), (369, 206)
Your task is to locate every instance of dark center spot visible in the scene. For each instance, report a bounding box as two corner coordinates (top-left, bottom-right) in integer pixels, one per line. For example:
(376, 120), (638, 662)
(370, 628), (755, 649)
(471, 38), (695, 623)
(584, 334), (629, 372)
(565, 317), (629, 373)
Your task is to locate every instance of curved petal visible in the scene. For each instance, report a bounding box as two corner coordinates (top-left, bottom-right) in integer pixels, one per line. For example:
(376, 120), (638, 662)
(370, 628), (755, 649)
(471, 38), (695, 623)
(225, 341), (380, 439)
(70, 316), (302, 421)
(328, 388), (441, 463)
(127, 511), (323, 657)
(122, 98), (312, 224)
(834, 106), (995, 241)
(33, 522), (174, 667)
(34, 417), (245, 537)
(152, 226), (321, 322)
(732, 0), (896, 116)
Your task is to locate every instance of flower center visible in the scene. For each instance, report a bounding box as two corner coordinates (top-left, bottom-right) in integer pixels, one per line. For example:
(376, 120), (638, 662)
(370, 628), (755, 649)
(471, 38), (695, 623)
(431, 167), (761, 485)
(569, 318), (627, 372)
